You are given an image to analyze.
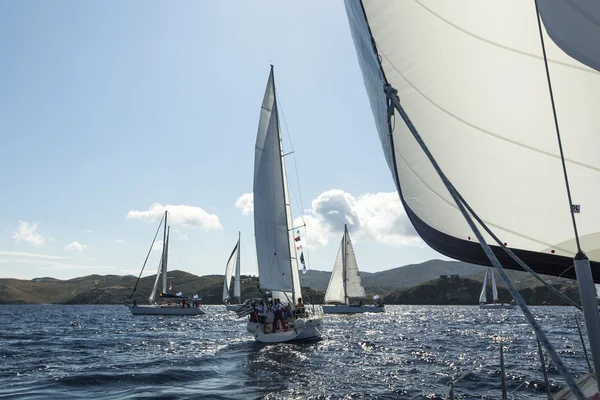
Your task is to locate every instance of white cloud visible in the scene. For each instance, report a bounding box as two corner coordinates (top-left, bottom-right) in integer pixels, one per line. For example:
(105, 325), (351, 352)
(126, 203), (222, 230)
(0, 251), (67, 260)
(65, 241), (88, 252)
(12, 221), (45, 248)
(152, 240), (164, 252)
(236, 189), (420, 250)
(299, 190), (421, 249)
(115, 239), (125, 244)
(83, 229), (94, 233)
(235, 193), (253, 216)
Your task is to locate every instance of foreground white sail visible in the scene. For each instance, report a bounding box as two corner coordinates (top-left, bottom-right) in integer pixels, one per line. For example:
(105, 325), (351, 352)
(479, 268), (515, 310)
(245, 66), (323, 343)
(323, 225), (384, 314)
(224, 232), (243, 312)
(128, 211), (205, 316)
(344, 0), (600, 397)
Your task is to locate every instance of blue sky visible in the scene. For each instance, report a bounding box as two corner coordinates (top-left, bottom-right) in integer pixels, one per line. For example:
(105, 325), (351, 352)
(0, 1), (447, 280)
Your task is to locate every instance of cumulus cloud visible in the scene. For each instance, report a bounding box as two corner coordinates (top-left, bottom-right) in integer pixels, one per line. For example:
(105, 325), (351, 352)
(115, 239), (125, 244)
(239, 188), (420, 249)
(65, 241), (88, 252)
(235, 193), (253, 216)
(152, 240), (164, 252)
(306, 190), (420, 247)
(12, 221), (45, 248)
(126, 203), (222, 230)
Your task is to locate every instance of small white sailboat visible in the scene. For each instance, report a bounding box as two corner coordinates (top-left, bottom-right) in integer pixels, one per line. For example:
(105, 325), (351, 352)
(128, 211), (205, 316)
(245, 66), (323, 343)
(224, 232), (243, 312)
(478, 268), (515, 310)
(322, 225), (384, 314)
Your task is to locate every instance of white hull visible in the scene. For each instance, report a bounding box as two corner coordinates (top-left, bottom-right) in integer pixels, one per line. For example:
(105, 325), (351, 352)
(246, 317), (323, 343)
(479, 303), (516, 310)
(225, 304), (243, 312)
(128, 305), (205, 316)
(322, 305), (385, 314)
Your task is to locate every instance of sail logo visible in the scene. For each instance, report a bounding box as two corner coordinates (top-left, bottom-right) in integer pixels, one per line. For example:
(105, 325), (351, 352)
(571, 204), (581, 214)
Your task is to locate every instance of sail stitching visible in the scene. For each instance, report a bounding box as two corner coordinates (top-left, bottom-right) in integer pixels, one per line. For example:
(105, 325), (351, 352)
(413, 0), (598, 75)
(379, 49), (600, 174)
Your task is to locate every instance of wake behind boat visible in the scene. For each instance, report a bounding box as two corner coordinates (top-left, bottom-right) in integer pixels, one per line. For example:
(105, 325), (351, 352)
(128, 211), (205, 316)
(244, 66), (323, 343)
(322, 225), (384, 314)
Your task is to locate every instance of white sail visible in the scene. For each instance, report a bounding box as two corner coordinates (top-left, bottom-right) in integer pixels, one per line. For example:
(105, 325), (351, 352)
(324, 237), (346, 304)
(253, 66), (300, 303)
(344, 1), (600, 280)
(149, 257), (162, 303)
(491, 268), (498, 302)
(344, 227), (367, 298)
(223, 240), (239, 302)
(234, 233), (241, 299)
(479, 269), (488, 304)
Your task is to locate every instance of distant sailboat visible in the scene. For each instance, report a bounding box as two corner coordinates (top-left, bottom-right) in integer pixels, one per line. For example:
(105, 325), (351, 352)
(322, 225), (384, 314)
(128, 211), (205, 316)
(245, 66), (323, 343)
(478, 268), (515, 310)
(224, 232), (242, 312)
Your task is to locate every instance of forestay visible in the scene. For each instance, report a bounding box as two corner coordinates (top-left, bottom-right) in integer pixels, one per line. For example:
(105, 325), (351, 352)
(344, 0), (600, 280)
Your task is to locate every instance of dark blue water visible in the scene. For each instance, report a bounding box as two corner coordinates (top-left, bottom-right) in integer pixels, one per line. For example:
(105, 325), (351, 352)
(0, 305), (591, 399)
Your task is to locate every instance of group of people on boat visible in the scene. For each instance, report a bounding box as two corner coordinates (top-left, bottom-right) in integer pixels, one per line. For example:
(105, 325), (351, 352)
(180, 298), (201, 309)
(248, 297), (306, 333)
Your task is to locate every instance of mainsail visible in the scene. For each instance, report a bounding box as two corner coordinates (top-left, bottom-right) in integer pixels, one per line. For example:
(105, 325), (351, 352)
(344, 226), (366, 298)
(253, 66), (302, 304)
(344, 1), (600, 282)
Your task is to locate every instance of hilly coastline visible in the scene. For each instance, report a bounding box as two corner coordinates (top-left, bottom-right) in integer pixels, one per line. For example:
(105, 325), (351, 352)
(0, 259), (581, 306)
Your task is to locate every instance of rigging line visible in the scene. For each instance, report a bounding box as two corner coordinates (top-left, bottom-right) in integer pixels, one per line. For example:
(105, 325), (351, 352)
(385, 86), (585, 399)
(276, 92), (316, 296)
(533, 0), (582, 254)
(128, 213), (165, 301)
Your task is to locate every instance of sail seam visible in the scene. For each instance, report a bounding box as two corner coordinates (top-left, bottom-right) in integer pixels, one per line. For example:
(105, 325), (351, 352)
(413, 0), (598, 75)
(378, 49), (600, 173)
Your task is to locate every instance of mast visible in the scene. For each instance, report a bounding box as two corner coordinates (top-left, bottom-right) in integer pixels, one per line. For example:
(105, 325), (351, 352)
(161, 211), (168, 294)
(272, 65), (297, 303)
(343, 224), (348, 305)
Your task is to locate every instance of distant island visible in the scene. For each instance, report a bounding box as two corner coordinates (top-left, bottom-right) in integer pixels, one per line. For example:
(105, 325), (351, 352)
(0, 259), (581, 306)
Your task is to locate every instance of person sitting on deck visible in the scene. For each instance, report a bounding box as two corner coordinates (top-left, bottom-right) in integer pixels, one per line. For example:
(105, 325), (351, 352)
(181, 298), (186, 308)
(272, 298), (288, 332)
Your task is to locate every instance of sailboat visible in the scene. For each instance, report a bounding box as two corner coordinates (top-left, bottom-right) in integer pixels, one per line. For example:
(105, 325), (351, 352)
(322, 225), (384, 314)
(128, 211), (205, 316)
(344, 1), (600, 397)
(245, 66), (323, 343)
(224, 232), (242, 312)
(478, 268), (515, 310)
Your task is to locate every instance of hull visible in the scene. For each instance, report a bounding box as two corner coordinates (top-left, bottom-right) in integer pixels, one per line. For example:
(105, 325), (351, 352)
(246, 317), (323, 343)
(225, 304), (243, 312)
(479, 303), (516, 310)
(322, 305), (385, 314)
(128, 305), (205, 316)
